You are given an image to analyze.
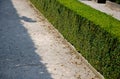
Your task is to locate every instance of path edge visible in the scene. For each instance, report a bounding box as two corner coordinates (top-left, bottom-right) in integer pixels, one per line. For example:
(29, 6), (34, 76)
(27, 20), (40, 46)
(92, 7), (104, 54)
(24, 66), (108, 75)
(28, 0), (105, 79)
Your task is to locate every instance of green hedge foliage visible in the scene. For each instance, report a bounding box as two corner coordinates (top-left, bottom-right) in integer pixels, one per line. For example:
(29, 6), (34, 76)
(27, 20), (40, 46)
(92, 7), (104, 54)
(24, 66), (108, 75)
(116, 0), (120, 3)
(110, 0), (120, 4)
(30, 0), (120, 79)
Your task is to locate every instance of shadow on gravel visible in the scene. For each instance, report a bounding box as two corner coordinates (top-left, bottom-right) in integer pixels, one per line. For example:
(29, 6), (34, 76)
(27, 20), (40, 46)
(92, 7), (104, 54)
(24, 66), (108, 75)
(20, 16), (37, 23)
(0, 0), (53, 79)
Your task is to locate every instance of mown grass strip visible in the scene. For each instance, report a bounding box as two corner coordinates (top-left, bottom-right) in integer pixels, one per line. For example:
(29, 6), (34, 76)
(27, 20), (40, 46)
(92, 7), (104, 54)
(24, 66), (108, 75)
(58, 0), (120, 40)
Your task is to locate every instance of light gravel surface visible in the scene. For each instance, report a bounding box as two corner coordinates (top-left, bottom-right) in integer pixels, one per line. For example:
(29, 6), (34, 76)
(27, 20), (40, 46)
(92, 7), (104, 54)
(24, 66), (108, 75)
(0, 0), (101, 79)
(80, 0), (120, 20)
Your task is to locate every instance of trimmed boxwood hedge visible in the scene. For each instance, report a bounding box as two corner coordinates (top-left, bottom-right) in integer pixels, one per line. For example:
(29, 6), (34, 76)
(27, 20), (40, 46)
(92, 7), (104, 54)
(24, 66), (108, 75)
(110, 0), (120, 4)
(117, 0), (120, 3)
(30, 0), (120, 79)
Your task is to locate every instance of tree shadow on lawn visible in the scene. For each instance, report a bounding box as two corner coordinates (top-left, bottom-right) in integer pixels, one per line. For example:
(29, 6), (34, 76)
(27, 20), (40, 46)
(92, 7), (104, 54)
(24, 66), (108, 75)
(0, 0), (53, 79)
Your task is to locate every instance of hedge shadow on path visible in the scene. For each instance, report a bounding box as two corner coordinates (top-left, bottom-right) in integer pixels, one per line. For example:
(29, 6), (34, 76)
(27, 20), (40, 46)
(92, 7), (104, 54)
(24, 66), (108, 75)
(0, 0), (53, 79)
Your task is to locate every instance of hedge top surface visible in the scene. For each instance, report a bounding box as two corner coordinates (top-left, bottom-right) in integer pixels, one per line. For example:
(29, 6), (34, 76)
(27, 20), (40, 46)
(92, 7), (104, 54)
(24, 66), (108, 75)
(58, 0), (120, 40)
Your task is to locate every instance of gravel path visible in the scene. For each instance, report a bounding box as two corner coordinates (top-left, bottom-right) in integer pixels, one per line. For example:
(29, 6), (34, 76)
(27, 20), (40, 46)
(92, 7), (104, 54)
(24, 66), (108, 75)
(80, 0), (120, 20)
(0, 0), (102, 79)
